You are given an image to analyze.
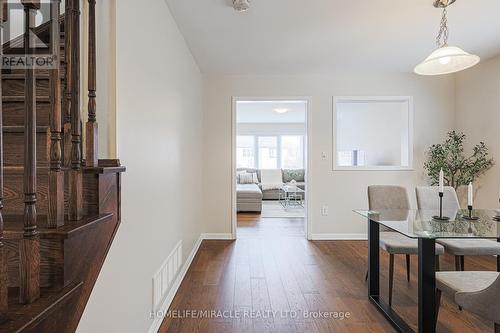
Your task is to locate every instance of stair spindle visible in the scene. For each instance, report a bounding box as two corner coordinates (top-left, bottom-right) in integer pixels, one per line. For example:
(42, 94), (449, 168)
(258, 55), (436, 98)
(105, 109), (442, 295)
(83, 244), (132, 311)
(0, 0), (8, 315)
(48, 0), (64, 228)
(63, 0), (73, 167)
(85, 0), (98, 167)
(69, 0), (82, 220)
(19, 0), (40, 304)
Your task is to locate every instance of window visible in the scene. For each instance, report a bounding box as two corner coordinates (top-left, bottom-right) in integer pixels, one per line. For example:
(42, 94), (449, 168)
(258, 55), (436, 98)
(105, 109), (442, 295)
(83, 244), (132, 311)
(258, 136), (278, 169)
(236, 136), (255, 168)
(334, 97), (413, 170)
(281, 136), (304, 169)
(237, 135), (306, 169)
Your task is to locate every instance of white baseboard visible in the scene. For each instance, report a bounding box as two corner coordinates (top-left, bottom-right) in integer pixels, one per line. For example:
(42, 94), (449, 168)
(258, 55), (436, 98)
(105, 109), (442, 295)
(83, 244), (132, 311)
(310, 233), (367, 240)
(147, 235), (203, 333)
(201, 233), (234, 240)
(147, 231), (364, 332)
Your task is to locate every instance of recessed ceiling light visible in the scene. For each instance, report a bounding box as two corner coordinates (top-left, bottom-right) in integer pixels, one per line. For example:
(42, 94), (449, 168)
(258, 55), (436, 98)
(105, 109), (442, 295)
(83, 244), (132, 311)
(274, 108), (289, 114)
(233, 0), (250, 12)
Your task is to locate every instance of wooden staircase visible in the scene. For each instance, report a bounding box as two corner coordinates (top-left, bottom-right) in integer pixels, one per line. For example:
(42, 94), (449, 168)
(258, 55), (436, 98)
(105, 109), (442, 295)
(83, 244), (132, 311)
(0, 1), (124, 332)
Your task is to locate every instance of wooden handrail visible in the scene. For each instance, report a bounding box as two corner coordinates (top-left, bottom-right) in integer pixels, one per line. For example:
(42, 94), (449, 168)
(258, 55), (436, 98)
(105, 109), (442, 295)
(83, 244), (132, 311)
(69, 0), (82, 220)
(86, 0), (98, 167)
(0, 0), (7, 315)
(19, 0), (40, 304)
(48, 0), (64, 228)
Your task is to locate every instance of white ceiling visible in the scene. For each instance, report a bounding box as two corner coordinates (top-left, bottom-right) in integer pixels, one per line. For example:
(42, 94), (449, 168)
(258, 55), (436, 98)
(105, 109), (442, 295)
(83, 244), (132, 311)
(164, 0), (500, 75)
(236, 101), (306, 123)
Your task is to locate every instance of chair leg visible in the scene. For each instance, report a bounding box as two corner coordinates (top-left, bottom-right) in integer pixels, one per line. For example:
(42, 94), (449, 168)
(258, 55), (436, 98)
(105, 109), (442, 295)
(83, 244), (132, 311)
(495, 323), (500, 333)
(406, 254), (410, 282)
(365, 270), (368, 281)
(460, 256), (465, 271)
(389, 254), (394, 307)
(435, 255), (440, 271)
(455, 256), (461, 271)
(436, 289), (442, 325)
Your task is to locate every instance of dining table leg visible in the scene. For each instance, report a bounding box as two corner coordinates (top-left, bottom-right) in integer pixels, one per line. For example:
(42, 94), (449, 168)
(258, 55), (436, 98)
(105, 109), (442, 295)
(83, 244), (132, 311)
(418, 238), (437, 333)
(368, 218), (380, 298)
(497, 238), (500, 272)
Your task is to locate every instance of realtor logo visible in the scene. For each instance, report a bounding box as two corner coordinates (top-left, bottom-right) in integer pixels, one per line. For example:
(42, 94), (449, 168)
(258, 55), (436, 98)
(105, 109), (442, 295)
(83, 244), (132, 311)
(2, 0), (58, 69)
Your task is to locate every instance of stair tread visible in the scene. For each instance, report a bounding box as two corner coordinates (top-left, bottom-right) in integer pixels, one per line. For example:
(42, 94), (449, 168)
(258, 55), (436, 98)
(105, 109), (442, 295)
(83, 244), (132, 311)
(3, 213), (114, 240)
(3, 96), (50, 102)
(2, 73), (65, 80)
(0, 282), (83, 332)
(3, 125), (49, 133)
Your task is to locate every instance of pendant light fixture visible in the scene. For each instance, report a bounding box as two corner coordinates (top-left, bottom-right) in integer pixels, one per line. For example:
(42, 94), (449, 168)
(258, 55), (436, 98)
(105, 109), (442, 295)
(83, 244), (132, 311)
(414, 0), (480, 76)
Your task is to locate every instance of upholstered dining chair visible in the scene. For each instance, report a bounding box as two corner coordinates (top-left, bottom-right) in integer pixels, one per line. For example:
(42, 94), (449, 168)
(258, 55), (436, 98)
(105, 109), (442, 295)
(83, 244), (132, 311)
(416, 186), (500, 271)
(367, 185), (445, 306)
(436, 271), (500, 332)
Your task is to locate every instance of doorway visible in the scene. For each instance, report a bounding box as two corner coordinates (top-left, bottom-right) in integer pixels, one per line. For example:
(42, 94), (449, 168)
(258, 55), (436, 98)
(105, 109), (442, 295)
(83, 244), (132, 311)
(231, 97), (311, 239)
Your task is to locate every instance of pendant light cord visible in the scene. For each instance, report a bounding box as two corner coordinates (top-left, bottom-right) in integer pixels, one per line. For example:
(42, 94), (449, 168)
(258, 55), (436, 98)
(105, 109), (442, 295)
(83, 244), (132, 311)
(436, 8), (449, 47)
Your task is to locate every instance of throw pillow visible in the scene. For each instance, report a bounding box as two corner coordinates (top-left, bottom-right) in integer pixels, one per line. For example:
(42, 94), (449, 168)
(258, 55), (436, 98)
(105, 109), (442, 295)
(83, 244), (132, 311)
(239, 172), (255, 184)
(283, 169), (305, 182)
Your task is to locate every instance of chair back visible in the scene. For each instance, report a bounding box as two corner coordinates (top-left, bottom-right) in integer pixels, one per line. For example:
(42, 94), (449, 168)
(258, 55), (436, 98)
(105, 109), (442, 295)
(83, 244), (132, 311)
(456, 274), (500, 324)
(415, 186), (460, 211)
(368, 185), (410, 211)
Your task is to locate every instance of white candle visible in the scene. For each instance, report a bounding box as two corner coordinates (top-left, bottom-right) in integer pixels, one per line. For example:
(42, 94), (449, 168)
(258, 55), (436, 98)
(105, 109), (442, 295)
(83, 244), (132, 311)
(468, 182), (473, 207)
(439, 169), (444, 193)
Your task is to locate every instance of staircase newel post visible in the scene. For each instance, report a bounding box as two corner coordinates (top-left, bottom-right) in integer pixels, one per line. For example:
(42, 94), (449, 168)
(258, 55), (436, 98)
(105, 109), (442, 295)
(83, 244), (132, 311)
(48, 0), (64, 228)
(19, 0), (40, 304)
(0, 0), (8, 315)
(85, 0), (98, 167)
(69, 0), (82, 220)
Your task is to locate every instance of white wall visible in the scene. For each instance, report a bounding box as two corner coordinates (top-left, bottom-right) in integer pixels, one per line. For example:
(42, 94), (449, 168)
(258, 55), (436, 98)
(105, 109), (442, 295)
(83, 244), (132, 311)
(202, 74), (455, 237)
(76, 0), (203, 332)
(455, 55), (500, 208)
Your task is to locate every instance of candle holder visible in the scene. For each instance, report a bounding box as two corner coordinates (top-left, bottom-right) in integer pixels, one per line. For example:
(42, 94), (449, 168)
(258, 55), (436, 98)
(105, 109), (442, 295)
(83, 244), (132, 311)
(494, 206), (500, 222)
(433, 192), (450, 221)
(463, 205), (479, 221)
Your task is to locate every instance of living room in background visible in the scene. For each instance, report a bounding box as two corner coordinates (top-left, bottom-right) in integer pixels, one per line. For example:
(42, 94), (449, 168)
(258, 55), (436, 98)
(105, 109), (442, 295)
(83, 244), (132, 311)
(232, 98), (310, 239)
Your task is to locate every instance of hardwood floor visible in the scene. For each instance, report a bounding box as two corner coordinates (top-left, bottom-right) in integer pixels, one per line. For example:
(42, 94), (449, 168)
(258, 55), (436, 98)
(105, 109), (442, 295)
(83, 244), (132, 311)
(159, 215), (495, 332)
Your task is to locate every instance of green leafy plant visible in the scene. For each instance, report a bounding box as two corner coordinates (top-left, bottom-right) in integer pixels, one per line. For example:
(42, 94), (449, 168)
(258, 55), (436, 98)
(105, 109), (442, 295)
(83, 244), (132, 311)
(424, 131), (495, 189)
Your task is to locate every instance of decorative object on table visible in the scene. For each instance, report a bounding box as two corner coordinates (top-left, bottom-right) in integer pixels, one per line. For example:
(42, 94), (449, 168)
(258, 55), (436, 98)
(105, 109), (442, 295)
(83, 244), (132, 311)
(463, 182), (479, 220)
(414, 0), (480, 76)
(434, 169), (450, 221)
(289, 179), (297, 185)
(424, 131), (495, 206)
(495, 188), (500, 221)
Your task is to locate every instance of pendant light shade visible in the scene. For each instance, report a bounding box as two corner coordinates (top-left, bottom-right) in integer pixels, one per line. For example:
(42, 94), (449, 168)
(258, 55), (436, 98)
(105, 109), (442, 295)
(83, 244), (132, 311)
(415, 1), (480, 76)
(414, 45), (480, 76)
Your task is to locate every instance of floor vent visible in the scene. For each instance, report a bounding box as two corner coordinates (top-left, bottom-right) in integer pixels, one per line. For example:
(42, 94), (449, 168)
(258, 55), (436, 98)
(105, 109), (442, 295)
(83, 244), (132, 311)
(152, 241), (182, 311)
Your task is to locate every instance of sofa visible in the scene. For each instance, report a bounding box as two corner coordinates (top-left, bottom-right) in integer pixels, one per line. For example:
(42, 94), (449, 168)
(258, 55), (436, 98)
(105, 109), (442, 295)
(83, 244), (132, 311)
(236, 168), (305, 212)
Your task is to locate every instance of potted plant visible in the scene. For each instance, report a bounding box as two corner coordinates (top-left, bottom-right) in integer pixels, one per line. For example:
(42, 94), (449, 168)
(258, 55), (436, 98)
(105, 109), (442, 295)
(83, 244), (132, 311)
(424, 131), (495, 207)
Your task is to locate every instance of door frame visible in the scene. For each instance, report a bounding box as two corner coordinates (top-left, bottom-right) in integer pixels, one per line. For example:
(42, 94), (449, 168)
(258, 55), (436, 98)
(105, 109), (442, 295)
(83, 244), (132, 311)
(231, 96), (313, 240)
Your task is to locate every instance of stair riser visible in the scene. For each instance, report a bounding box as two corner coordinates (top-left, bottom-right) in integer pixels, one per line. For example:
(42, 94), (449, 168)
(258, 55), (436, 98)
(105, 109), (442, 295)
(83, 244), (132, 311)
(4, 171), (49, 216)
(4, 131), (49, 167)
(3, 101), (51, 127)
(3, 79), (50, 96)
(4, 239), (64, 289)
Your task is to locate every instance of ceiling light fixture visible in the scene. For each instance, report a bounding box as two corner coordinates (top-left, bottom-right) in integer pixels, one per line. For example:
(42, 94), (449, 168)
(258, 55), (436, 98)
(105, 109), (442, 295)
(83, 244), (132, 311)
(233, 0), (250, 12)
(414, 0), (479, 76)
(274, 108), (289, 114)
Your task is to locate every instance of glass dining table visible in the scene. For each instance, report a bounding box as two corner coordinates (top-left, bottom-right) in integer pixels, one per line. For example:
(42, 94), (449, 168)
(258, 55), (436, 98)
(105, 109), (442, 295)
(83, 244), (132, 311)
(354, 209), (500, 333)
